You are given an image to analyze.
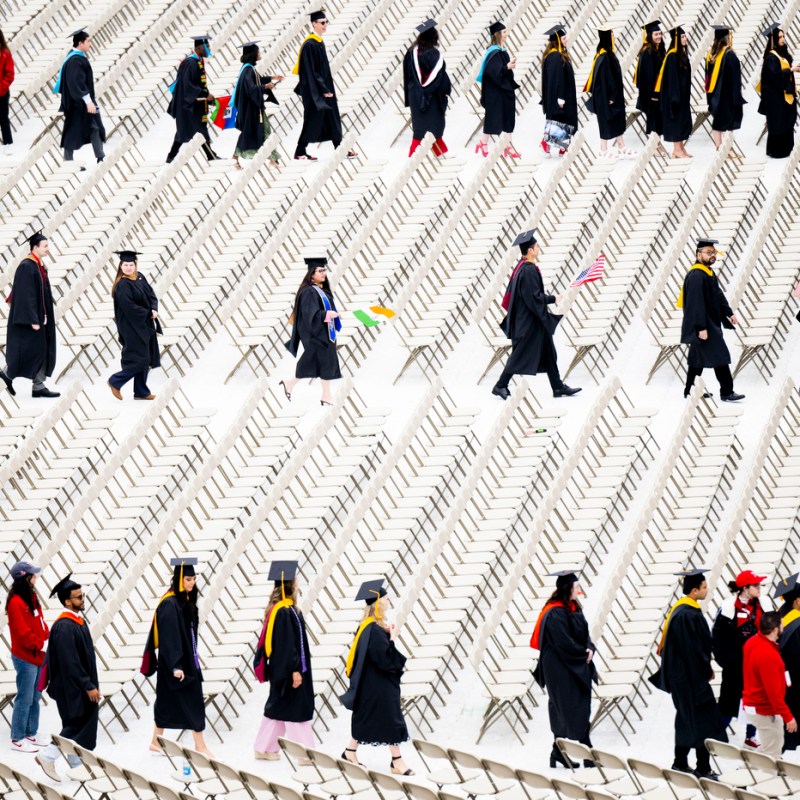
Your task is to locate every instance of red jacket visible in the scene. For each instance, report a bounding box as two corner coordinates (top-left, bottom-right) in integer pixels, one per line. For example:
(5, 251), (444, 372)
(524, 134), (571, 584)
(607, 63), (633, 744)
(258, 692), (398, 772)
(0, 49), (14, 96)
(7, 594), (49, 666)
(742, 632), (793, 723)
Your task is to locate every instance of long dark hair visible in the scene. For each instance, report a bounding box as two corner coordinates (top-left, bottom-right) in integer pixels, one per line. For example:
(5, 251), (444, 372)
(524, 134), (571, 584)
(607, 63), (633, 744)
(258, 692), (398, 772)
(710, 35), (729, 60)
(413, 27), (439, 52)
(6, 575), (38, 613)
(672, 31), (688, 65)
(542, 37), (571, 65)
(637, 32), (665, 57)
(111, 261), (137, 295)
(240, 49), (259, 65)
(547, 581), (581, 610)
(291, 264), (332, 320)
(0, 30), (8, 52)
(764, 31), (791, 62)
(170, 574), (199, 627)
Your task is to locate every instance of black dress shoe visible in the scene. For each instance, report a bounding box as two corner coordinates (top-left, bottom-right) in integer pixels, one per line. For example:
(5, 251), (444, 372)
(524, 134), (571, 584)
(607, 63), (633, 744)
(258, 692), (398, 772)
(32, 387), (60, 398)
(685, 391), (713, 398)
(720, 392), (745, 402)
(491, 385), (510, 400)
(553, 385), (582, 397)
(0, 370), (15, 396)
(671, 763), (692, 774)
(549, 746), (579, 769)
(693, 770), (719, 781)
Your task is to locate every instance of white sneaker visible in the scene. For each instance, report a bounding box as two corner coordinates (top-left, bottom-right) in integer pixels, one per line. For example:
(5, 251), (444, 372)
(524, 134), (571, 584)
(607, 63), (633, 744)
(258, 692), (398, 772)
(11, 739), (39, 753)
(2, 145), (12, 156)
(27, 735), (51, 747)
(35, 754), (61, 782)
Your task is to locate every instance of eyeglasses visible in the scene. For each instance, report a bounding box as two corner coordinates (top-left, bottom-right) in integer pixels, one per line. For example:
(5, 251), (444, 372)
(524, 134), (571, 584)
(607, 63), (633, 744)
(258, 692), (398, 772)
(318, 20), (328, 24)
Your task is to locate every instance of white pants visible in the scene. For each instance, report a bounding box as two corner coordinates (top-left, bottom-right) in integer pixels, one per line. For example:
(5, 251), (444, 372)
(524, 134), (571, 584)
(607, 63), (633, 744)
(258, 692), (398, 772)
(746, 712), (785, 758)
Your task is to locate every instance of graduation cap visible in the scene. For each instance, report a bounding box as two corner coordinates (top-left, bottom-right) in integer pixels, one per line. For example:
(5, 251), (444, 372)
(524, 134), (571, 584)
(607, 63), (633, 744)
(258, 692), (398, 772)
(668, 24), (686, 36)
(696, 237), (719, 249)
(114, 250), (141, 263)
(545, 24), (567, 38)
(355, 578), (387, 604)
(240, 41), (259, 57)
(643, 20), (662, 35)
(774, 573), (800, 599)
(675, 567), (708, 593)
(304, 256), (328, 269)
(191, 35), (212, 56)
(310, 10), (326, 22)
(268, 560), (299, 583)
(513, 228), (537, 254)
(548, 569), (579, 589)
(50, 573), (81, 605)
(489, 21), (506, 35)
(170, 557), (197, 592)
(416, 19), (436, 34)
(711, 24), (732, 40)
(598, 25), (615, 50)
(28, 230), (47, 250)
(762, 22), (781, 38)
(70, 28), (89, 47)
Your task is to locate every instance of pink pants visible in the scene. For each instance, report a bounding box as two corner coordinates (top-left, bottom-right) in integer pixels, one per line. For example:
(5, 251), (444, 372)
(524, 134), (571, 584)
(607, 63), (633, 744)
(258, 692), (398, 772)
(254, 716), (315, 754)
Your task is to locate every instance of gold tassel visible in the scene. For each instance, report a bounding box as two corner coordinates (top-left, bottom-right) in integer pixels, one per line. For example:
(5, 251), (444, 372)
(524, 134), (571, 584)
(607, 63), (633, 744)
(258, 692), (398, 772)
(281, 570), (286, 601)
(179, 561), (185, 593)
(369, 589), (382, 619)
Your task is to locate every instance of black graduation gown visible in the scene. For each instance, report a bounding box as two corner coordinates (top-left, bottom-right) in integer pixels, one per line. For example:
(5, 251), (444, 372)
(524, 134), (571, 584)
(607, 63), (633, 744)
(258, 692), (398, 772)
(759, 53), (797, 158)
(285, 286), (342, 380)
(588, 52), (626, 139)
(153, 596), (205, 731)
(5, 258), (57, 380)
(294, 39), (342, 144)
(711, 599), (761, 719)
(481, 49), (518, 134)
(113, 275), (161, 373)
(660, 51), (692, 142)
(168, 56), (209, 143)
(402, 47), (451, 139)
(342, 624), (409, 745)
(263, 606), (315, 723)
(707, 50), (745, 132)
(541, 52), (579, 129)
(234, 67), (278, 152)
(680, 268), (734, 369)
(636, 47), (665, 134)
(780, 615), (800, 750)
(650, 604), (727, 749)
(533, 606), (597, 743)
(43, 615), (99, 749)
(500, 262), (562, 376)
(59, 54), (105, 151)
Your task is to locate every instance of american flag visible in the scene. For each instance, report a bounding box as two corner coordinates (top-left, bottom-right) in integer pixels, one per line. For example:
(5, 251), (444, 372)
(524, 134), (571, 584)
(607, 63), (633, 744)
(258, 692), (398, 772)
(569, 253), (606, 287)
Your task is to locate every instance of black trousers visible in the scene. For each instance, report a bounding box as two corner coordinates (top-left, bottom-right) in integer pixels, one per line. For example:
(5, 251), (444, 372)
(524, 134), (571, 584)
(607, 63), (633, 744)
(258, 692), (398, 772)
(64, 118), (104, 162)
(109, 367), (150, 397)
(166, 126), (216, 163)
(674, 744), (711, 773)
(0, 92), (11, 144)
(495, 367), (563, 391)
(684, 365), (733, 397)
(294, 135), (342, 158)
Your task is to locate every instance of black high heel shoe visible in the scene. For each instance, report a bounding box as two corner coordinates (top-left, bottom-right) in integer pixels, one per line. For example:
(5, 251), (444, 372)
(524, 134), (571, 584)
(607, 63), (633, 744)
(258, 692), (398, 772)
(549, 746), (579, 769)
(279, 381), (292, 401)
(321, 400), (332, 406)
(342, 748), (364, 766)
(391, 756), (415, 776)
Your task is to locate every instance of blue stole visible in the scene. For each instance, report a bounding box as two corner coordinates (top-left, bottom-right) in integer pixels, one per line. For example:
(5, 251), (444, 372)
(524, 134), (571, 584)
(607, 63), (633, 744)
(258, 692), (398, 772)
(313, 286), (341, 343)
(231, 63), (254, 108)
(53, 49), (86, 94)
(476, 45), (502, 83)
(169, 53), (200, 94)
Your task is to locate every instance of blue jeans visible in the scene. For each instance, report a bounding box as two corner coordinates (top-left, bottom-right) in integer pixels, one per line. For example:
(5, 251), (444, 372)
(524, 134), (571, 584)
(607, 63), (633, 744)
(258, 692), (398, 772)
(10, 655), (42, 742)
(108, 368), (150, 397)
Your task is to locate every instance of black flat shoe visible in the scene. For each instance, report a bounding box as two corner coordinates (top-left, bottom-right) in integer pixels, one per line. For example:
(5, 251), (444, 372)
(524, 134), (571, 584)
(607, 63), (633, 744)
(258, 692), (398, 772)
(671, 763), (692, 774)
(685, 391), (712, 398)
(721, 392), (744, 402)
(553, 385), (581, 397)
(32, 387), (60, 398)
(491, 386), (510, 400)
(693, 770), (719, 781)
(0, 369), (15, 396)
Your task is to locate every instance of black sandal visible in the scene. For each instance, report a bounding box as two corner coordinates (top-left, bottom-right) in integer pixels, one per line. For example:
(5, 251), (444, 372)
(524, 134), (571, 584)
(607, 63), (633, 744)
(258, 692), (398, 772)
(391, 756), (415, 776)
(342, 748), (364, 766)
(279, 380), (292, 401)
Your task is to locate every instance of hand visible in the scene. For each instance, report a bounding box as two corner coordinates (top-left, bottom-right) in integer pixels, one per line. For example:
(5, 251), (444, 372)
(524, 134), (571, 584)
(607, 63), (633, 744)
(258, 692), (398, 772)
(323, 92), (334, 98)
(586, 649), (594, 663)
(31, 324), (41, 331)
(509, 59), (517, 69)
(788, 718), (798, 733)
(698, 330), (708, 341)
(87, 688), (100, 702)
(86, 101), (97, 114)
(558, 100), (565, 108)
(152, 310), (159, 320)
(207, 94), (215, 104)
(266, 83), (276, 90)
(555, 294), (563, 304)
(273, 75), (285, 81)
(389, 624), (399, 641)
(292, 671), (302, 689)
(728, 315), (738, 326)
(793, 66), (800, 72)
(709, 669), (715, 681)
(173, 669), (185, 682)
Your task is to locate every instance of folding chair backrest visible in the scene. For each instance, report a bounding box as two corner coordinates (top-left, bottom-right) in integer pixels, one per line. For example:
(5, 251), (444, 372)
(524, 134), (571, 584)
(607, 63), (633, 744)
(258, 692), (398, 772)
(557, 739), (593, 767)
(156, 735), (186, 768)
(706, 739), (745, 765)
(40, 785), (69, 800)
(483, 757), (517, 782)
(664, 768), (703, 793)
(413, 739), (452, 769)
(448, 747), (483, 771)
(238, 768), (273, 799)
(210, 758), (243, 786)
(405, 783), (440, 800)
(279, 737), (312, 763)
(368, 770), (409, 799)
(272, 783), (305, 800)
(151, 783), (182, 800)
(552, 777), (589, 800)
(517, 769), (555, 793)
(628, 758), (665, 782)
(585, 790), (618, 800)
(700, 778), (739, 800)
(778, 759), (800, 782)
(736, 790), (770, 800)
(52, 734), (78, 758)
(740, 749), (778, 775)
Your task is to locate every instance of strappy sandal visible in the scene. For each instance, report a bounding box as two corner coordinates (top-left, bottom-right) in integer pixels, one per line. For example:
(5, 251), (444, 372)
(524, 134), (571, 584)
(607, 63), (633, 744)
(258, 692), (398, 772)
(391, 756), (415, 776)
(342, 748), (364, 766)
(279, 380), (292, 401)
(615, 146), (636, 157)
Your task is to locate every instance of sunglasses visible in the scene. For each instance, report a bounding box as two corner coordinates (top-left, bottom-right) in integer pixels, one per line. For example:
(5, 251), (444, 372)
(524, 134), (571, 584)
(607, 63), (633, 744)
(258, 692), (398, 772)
(318, 20), (328, 24)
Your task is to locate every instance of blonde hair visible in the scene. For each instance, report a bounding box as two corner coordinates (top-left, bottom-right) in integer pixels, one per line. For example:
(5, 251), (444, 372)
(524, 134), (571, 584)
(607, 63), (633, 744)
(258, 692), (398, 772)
(265, 579), (299, 618)
(491, 31), (504, 46)
(360, 597), (389, 629)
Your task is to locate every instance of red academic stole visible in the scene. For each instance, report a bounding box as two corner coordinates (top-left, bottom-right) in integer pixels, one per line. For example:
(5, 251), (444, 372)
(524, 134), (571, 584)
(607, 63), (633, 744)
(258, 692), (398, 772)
(530, 601), (570, 650)
(501, 259), (540, 311)
(56, 610), (84, 625)
(6, 252), (48, 307)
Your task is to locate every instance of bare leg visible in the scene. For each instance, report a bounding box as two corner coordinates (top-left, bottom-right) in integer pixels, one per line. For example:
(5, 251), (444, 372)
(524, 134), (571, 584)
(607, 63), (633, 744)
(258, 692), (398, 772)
(478, 133), (490, 146)
(284, 377), (300, 393)
(390, 745), (414, 775)
(712, 130), (722, 149)
(343, 739), (359, 764)
(599, 139), (609, 153)
(191, 731), (211, 755)
(150, 726), (164, 751)
(320, 380), (333, 404)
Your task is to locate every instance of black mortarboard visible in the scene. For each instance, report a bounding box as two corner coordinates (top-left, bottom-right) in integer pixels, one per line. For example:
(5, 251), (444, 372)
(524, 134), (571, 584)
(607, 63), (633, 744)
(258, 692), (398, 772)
(644, 20), (662, 34)
(416, 19), (436, 34)
(774, 573), (800, 599)
(711, 24), (731, 40)
(304, 256), (328, 268)
(114, 250), (141, 263)
(170, 558), (197, 592)
(50, 574), (81, 604)
(268, 560), (299, 582)
(310, 10), (326, 22)
(513, 228), (537, 254)
(70, 29), (89, 47)
(675, 568), (707, 577)
(676, 567), (707, 593)
(598, 26), (614, 49)
(241, 41), (259, 56)
(548, 569), (579, 589)
(28, 230), (47, 250)
(696, 238), (719, 249)
(489, 21), (506, 35)
(191, 34), (211, 47)
(355, 579), (387, 604)
(669, 24), (686, 36)
(545, 24), (567, 38)
(762, 23), (781, 37)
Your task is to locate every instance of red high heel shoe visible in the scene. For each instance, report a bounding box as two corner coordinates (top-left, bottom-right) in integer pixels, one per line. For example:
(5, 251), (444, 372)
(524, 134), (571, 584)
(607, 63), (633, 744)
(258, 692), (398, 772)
(540, 139), (550, 156)
(503, 146), (521, 158)
(474, 141), (489, 157)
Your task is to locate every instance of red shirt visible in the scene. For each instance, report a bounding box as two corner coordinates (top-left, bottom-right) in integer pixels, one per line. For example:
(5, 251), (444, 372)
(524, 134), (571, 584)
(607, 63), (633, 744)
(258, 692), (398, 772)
(0, 49), (14, 96)
(7, 594), (49, 666)
(742, 632), (793, 723)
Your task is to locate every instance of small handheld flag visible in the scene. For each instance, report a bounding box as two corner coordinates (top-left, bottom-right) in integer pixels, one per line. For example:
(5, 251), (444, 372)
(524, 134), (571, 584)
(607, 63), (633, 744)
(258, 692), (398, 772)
(353, 306), (396, 327)
(569, 253), (606, 287)
(209, 95), (237, 129)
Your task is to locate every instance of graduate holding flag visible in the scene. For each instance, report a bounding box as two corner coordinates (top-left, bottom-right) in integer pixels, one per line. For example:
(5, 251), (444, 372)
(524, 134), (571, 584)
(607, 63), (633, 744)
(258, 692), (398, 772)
(339, 579), (414, 775)
(233, 41), (283, 169)
(166, 36), (219, 163)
